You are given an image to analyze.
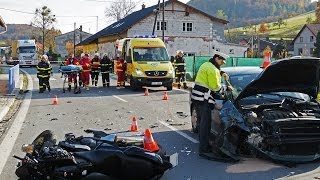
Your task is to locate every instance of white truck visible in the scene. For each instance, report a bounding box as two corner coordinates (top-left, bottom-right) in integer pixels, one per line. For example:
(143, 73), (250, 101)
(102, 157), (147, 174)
(12, 40), (38, 66)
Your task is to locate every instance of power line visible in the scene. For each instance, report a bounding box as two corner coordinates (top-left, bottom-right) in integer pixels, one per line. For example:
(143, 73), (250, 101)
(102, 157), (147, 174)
(0, 7), (34, 14)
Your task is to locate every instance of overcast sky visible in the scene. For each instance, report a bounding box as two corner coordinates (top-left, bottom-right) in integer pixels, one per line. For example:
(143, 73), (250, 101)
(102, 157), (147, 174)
(0, 0), (190, 34)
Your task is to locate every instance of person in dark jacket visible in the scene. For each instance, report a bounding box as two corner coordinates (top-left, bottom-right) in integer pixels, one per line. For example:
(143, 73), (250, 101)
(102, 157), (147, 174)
(173, 50), (187, 89)
(37, 55), (52, 93)
(100, 53), (111, 87)
(91, 53), (101, 86)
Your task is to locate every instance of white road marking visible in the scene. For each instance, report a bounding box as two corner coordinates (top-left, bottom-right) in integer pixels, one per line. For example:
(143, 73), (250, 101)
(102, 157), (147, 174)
(112, 95), (128, 102)
(0, 70), (33, 175)
(159, 120), (199, 143)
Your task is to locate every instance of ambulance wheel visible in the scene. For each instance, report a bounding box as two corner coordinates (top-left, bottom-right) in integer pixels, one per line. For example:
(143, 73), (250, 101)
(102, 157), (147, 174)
(130, 77), (138, 91)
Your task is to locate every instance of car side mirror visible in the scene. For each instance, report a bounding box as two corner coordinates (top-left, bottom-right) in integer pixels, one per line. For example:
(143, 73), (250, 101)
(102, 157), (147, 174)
(170, 56), (174, 62)
(126, 56), (132, 63)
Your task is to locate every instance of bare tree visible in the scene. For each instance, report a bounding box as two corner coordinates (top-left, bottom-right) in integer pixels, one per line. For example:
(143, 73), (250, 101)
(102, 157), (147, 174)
(105, 0), (137, 21)
(31, 6), (56, 55)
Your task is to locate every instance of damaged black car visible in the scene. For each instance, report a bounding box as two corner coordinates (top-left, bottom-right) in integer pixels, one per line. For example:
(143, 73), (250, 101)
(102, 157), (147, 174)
(190, 57), (320, 164)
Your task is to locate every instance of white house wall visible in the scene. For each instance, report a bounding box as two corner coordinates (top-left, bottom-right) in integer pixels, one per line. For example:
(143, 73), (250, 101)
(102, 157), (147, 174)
(98, 1), (247, 57)
(293, 28), (315, 56)
(98, 42), (116, 58)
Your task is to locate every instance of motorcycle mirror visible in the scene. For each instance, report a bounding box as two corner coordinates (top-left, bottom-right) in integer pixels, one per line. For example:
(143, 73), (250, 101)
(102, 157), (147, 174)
(21, 144), (34, 154)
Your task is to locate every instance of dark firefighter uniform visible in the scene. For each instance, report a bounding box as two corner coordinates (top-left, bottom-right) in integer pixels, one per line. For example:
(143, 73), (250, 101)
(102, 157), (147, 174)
(173, 51), (187, 89)
(191, 51), (229, 160)
(37, 58), (52, 93)
(100, 54), (111, 87)
(91, 54), (101, 86)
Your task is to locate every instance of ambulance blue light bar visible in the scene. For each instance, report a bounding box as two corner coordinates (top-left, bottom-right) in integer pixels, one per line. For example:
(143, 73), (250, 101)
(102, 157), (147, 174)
(133, 35), (157, 38)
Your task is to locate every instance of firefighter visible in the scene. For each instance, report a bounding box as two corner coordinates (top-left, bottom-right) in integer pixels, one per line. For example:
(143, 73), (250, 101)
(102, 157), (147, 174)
(37, 55), (52, 93)
(80, 53), (91, 90)
(116, 56), (125, 87)
(173, 50), (187, 89)
(91, 53), (101, 86)
(191, 51), (231, 160)
(65, 54), (80, 92)
(100, 53), (111, 87)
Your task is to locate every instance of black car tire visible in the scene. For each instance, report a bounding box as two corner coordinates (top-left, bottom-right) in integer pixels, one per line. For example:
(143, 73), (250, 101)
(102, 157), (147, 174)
(191, 105), (201, 133)
(130, 76), (138, 91)
(166, 85), (173, 91)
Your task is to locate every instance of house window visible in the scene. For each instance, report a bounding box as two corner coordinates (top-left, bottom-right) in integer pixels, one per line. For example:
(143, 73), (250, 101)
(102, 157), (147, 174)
(310, 36), (314, 42)
(300, 37), (303, 42)
(229, 49), (234, 54)
(156, 21), (167, 31)
(298, 48), (303, 55)
(183, 22), (193, 32)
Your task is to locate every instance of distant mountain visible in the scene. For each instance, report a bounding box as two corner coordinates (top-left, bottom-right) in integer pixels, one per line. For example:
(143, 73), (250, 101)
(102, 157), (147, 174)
(187, 0), (317, 27)
(0, 24), (42, 45)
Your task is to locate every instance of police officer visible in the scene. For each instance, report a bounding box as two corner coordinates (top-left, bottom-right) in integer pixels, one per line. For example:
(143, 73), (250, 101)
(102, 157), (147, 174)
(173, 50), (187, 89)
(100, 53), (111, 87)
(37, 55), (52, 93)
(91, 53), (101, 86)
(191, 51), (230, 160)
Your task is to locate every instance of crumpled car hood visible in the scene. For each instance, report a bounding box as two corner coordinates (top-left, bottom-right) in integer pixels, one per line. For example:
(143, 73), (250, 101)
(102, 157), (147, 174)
(236, 58), (320, 100)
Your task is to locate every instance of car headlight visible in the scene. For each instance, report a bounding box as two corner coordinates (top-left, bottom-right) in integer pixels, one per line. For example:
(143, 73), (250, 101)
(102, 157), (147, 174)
(135, 69), (144, 76)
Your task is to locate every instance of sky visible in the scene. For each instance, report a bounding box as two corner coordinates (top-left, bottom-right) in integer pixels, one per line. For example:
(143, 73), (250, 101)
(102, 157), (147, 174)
(0, 0), (190, 34)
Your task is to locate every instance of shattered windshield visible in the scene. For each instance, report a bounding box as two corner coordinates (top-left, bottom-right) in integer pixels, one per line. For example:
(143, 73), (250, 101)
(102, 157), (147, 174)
(133, 47), (170, 61)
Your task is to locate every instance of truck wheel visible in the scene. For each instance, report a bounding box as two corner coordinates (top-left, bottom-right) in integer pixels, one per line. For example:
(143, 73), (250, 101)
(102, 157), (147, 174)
(166, 85), (173, 91)
(130, 77), (138, 91)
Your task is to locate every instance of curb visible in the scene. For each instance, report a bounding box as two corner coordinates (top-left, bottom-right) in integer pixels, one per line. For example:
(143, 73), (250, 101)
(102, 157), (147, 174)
(0, 71), (26, 123)
(277, 167), (320, 180)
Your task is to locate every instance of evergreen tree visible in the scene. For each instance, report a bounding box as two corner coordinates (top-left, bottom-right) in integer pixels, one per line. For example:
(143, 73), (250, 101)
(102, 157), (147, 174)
(313, 31), (320, 57)
(315, 2), (320, 23)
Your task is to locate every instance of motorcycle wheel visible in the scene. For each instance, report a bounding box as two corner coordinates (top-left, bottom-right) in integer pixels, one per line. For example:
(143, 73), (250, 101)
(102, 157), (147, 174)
(32, 130), (56, 153)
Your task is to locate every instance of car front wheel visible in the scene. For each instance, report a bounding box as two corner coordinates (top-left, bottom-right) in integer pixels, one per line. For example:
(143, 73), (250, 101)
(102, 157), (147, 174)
(191, 105), (201, 133)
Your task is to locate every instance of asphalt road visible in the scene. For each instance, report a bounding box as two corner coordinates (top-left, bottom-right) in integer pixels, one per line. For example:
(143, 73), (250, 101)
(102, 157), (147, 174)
(0, 65), (319, 180)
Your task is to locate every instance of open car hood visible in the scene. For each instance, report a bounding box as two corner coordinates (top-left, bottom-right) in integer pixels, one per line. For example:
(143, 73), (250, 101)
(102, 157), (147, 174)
(236, 58), (320, 100)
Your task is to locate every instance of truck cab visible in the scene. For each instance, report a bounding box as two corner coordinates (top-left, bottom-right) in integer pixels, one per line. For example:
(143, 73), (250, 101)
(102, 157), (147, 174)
(119, 36), (174, 90)
(17, 39), (38, 67)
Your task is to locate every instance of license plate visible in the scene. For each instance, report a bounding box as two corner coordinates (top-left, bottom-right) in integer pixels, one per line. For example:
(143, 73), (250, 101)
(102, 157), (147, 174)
(151, 82), (162, 85)
(169, 153), (178, 167)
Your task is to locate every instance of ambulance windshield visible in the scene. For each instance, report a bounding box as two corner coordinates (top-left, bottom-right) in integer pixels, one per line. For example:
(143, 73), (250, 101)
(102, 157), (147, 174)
(133, 47), (169, 61)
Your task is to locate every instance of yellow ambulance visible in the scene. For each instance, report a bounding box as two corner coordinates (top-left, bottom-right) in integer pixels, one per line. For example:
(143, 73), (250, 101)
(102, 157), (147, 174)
(117, 36), (175, 90)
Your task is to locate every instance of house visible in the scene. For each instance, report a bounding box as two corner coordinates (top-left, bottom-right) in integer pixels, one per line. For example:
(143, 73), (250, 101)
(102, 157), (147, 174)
(55, 29), (91, 58)
(77, 0), (248, 58)
(291, 24), (320, 56)
(0, 16), (7, 34)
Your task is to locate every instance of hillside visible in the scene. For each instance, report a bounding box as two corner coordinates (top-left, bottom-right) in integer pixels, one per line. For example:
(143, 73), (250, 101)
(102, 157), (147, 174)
(0, 24), (42, 45)
(187, 0), (316, 27)
(225, 10), (316, 42)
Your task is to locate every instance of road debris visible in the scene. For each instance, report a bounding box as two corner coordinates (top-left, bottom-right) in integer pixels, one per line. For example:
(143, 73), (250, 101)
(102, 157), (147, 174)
(50, 118), (58, 121)
(104, 128), (112, 131)
(67, 101), (72, 103)
(46, 113), (50, 116)
(150, 123), (159, 128)
(166, 119), (174, 122)
(169, 122), (185, 126)
(139, 117), (144, 120)
(176, 112), (188, 118)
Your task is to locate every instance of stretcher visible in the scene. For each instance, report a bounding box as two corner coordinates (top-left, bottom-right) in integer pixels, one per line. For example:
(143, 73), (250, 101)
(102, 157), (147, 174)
(59, 65), (82, 93)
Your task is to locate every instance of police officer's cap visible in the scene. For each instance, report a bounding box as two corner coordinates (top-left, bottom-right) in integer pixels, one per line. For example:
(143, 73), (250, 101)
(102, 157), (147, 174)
(213, 51), (229, 63)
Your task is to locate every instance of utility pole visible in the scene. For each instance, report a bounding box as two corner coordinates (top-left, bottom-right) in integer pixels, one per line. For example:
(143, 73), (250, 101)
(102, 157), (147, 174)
(80, 25), (83, 42)
(73, 22), (76, 55)
(162, 0), (165, 42)
(96, 16), (98, 32)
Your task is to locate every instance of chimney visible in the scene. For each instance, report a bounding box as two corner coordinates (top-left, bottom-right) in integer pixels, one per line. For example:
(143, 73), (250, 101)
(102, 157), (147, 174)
(142, 3), (146, 9)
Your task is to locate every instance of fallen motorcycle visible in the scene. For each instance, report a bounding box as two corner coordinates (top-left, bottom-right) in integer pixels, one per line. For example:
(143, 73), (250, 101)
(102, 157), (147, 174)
(14, 129), (177, 180)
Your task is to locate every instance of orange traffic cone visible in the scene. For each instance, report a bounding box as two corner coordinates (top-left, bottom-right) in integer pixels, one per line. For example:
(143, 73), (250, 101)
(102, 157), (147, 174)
(143, 128), (159, 152)
(261, 51), (271, 69)
(130, 116), (138, 132)
(53, 95), (58, 105)
(162, 91), (168, 100)
(144, 88), (149, 96)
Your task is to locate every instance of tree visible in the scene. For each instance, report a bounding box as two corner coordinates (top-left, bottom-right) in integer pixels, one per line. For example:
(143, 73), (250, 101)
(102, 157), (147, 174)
(315, 2), (320, 23)
(258, 23), (268, 34)
(306, 16), (313, 24)
(105, 0), (137, 21)
(216, 10), (228, 20)
(273, 38), (288, 59)
(31, 6), (56, 55)
(313, 31), (320, 57)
